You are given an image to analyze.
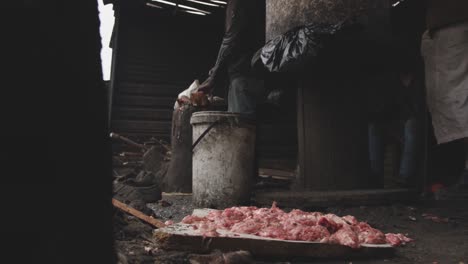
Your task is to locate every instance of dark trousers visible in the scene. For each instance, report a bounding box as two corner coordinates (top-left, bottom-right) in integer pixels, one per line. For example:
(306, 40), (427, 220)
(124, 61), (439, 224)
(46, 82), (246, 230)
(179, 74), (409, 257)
(369, 117), (423, 182)
(227, 75), (265, 115)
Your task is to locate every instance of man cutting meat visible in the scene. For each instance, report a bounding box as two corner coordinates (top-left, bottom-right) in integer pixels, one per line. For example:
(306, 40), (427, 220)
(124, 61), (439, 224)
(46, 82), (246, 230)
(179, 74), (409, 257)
(421, 0), (468, 189)
(197, 0), (265, 116)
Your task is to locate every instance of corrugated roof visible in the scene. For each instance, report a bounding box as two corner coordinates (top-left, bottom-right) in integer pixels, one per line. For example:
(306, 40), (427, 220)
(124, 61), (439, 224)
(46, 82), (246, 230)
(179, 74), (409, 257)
(105, 0), (226, 16)
(109, 0), (224, 141)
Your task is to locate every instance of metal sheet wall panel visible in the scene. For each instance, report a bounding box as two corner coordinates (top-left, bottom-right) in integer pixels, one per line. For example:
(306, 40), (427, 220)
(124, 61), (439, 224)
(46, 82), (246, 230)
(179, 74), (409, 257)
(110, 1), (224, 140)
(110, 1), (297, 172)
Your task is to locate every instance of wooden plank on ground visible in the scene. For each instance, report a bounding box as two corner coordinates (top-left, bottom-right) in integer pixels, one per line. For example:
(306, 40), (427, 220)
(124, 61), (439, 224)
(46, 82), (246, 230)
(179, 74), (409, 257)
(155, 209), (394, 259)
(112, 198), (165, 228)
(254, 189), (416, 208)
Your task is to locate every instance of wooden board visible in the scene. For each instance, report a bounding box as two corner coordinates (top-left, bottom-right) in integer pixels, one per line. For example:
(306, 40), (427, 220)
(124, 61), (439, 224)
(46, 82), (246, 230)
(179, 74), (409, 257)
(112, 198), (165, 228)
(155, 209), (395, 259)
(254, 189), (416, 208)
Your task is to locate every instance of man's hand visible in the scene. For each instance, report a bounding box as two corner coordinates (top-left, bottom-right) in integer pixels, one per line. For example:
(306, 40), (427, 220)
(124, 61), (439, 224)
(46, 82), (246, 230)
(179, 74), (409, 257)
(208, 67), (215, 76)
(197, 77), (214, 95)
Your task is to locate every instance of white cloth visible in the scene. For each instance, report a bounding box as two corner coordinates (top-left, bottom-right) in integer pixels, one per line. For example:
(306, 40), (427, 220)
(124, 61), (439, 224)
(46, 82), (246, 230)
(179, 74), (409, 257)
(421, 21), (468, 144)
(174, 80), (199, 109)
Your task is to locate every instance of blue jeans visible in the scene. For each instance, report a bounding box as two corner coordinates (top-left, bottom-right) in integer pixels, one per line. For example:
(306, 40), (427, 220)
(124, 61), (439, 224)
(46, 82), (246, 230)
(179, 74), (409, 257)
(399, 118), (422, 179)
(369, 117), (422, 181)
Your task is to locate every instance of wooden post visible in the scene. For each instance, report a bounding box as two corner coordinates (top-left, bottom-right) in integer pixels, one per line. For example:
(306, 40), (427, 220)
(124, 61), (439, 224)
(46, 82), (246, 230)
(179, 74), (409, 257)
(266, 0), (390, 190)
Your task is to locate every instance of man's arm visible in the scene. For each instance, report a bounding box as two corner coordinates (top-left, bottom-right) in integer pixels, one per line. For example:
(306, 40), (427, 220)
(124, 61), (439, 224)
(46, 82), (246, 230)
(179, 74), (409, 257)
(198, 0), (249, 93)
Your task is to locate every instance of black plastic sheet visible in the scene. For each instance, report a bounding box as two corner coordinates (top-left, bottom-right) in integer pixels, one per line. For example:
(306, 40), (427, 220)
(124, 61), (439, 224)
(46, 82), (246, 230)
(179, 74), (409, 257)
(257, 22), (351, 73)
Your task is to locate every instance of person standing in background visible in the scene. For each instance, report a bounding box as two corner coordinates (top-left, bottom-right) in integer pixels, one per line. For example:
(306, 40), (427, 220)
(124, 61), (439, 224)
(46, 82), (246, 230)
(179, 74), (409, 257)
(421, 0), (468, 189)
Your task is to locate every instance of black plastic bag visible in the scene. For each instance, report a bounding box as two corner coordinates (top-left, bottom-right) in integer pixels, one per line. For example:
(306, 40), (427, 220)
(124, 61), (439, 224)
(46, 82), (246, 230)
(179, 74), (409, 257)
(258, 22), (349, 73)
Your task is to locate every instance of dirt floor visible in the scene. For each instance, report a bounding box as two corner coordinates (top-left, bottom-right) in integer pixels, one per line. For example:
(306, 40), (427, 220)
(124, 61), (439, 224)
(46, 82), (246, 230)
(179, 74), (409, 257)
(113, 193), (468, 264)
(111, 138), (467, 263)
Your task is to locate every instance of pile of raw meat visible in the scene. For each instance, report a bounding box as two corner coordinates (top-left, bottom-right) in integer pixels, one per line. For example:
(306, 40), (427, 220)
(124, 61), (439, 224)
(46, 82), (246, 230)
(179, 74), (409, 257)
(181, 203), (412, 248)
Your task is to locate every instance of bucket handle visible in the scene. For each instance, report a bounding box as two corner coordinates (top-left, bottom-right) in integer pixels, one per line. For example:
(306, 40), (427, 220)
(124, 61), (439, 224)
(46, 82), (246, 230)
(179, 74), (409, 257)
(191, 117), (228, 152)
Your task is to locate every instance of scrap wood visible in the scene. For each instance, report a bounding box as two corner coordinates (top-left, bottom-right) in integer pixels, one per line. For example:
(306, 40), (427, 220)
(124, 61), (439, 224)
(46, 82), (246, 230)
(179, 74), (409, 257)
(110, 132), (147, 151)
(122, 161), (143, 166)
(112, 198), (165, 228)
(120, 152), (143, 157)
(145, 141), (171, 153)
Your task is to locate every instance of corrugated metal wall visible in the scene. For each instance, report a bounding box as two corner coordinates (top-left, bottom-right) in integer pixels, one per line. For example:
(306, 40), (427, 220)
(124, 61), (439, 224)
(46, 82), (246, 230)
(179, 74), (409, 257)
(109, 0), (297, 172)
(110, 1), (224, 141)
